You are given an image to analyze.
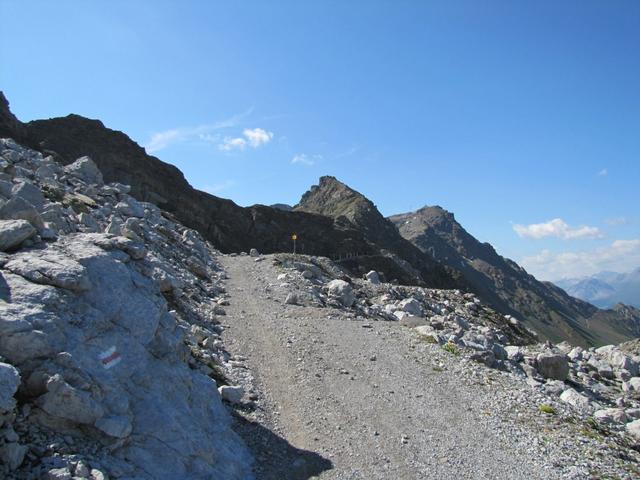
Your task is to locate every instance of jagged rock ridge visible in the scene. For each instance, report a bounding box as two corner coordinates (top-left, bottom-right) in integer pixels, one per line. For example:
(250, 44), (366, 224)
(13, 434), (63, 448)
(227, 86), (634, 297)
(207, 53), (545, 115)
(389, 206), (640, 346)
(295, 176), (467, 289)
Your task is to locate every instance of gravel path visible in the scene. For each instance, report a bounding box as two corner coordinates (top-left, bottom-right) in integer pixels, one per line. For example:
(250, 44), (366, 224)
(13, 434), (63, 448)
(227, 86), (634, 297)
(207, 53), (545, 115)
(219, 255), (633, 479)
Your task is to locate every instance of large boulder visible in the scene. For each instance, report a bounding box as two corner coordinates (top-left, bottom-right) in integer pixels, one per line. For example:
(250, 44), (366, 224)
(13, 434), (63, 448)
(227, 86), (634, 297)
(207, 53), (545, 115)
(115, 195), (145, 218)
(327, 279), (355, 307)
(398, 298), (422, 316)
(560, 388), (596, 413)
(606, 350), (638, 376)
(0, 196), (45, 229)
(0, 219), (36, 251)
(627, 419), (640, 442)
(63, 156), (104, 185)
(365, 270), (380, 284)
(593, 408), (627, 424)
(536, 353), (569, 380)
(12, 181), (46, 210)
(0, 362), (20, 411)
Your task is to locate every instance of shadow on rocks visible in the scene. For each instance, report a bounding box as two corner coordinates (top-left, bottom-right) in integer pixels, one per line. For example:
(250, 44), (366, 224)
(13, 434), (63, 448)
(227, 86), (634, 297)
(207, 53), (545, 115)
(0, 271), (10, 302)
(232, 414), (333, 480)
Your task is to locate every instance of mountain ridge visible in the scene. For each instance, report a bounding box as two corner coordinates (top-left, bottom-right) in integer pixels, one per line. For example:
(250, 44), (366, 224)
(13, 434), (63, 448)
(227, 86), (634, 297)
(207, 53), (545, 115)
(389, 205), (640, 346)
(556, 268), (640, 309)
(294, 176), (465, 288)
(1, 91), (637, 347)
(0, 93), (459, 290)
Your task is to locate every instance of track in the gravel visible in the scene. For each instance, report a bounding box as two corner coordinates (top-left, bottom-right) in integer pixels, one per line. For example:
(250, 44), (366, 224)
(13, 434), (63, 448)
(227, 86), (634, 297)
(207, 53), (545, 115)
(220, 256), (556, 480)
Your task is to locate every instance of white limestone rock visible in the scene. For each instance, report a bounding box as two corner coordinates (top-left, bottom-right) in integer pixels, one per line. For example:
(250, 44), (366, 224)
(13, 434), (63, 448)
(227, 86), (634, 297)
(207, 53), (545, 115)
(63, 156), (104, 185)
(218, 385), (244, 404)
(0, 219), (36, 251)
(560, 388), (595, 413)
(0, 362), (20, 412)
(327, 279), (355, 307)
(365, 270), (380, 284)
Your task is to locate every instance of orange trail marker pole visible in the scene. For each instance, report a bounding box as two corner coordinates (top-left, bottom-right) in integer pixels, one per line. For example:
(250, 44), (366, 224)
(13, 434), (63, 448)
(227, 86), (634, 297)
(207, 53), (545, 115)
(292, 234), (297, 254)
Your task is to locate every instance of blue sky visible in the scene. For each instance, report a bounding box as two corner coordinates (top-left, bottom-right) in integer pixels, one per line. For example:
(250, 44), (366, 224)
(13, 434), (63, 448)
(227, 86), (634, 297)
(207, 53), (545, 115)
(1, 0), (639, 281)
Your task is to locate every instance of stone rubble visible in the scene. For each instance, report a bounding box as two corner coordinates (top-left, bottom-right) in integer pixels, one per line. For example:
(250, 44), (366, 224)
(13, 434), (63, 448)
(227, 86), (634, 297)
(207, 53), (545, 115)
(1, 135), (640, 478)
(0, 138), (252, 479)
(264, 252), (640, 457)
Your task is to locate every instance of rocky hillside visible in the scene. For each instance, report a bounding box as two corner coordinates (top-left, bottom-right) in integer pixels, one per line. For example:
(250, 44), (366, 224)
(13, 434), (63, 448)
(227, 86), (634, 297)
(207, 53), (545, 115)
(389, 206), (640, 347)
(1, 133), (640, 478)
(0, 93), (373, 261)
(295, 176), (466, 289)
(0, 139), (253, 478)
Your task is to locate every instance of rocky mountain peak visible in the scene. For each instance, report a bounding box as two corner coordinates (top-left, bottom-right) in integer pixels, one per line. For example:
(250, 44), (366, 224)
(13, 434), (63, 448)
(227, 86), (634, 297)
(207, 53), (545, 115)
(296, 176), (465, 289)
(0, 92), (28, 143)
(402, 205), (460, 234)
(296, 175), (377, 225)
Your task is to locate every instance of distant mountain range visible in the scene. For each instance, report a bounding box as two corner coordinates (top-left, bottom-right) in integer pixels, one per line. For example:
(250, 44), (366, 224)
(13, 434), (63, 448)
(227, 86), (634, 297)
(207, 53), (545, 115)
(1, 91), (638, 347)
(389, 207), (640, 346)
(555, 268), (640, 308)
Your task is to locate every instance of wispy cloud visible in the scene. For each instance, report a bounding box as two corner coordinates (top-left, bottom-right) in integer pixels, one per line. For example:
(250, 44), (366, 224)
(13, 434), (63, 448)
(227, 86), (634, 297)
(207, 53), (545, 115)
(520, 239), (640, 281)
(291, 153), (322, 166)
(219, 127), (274, 152)
(605, 217), (627, 226)
(335, 145), (359, 159)
(199, 180), (237, 195)
(597, 168), (608, 176)
(513, 218), (602, 240)
(144, 107), (253, 153)
(219, 137), (247, 151)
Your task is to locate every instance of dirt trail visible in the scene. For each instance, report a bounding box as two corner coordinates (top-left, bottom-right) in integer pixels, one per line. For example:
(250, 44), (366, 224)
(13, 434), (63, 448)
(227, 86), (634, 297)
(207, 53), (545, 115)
(219, 255), (563, 480)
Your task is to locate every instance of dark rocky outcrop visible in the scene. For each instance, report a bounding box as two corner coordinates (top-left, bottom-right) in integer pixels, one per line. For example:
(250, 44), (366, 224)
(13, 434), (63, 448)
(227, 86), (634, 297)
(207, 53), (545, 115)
(295, 176), (466, 288)
(389, 206), (639, 346)
(0, 92), (28, 144)
(0, 93), (458, 288)
(20, 111), (375, 258)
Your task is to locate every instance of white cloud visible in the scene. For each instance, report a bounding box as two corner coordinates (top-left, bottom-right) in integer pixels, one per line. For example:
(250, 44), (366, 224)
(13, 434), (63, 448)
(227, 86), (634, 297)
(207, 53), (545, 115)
(291, 153), (322, 166)
(219, 137), (247, 151)
(144, 107), (253, 153)
(218, 127), (273, 152)
(145, 129), (184, 154)
(243, 128), (273, 147)
(513, 218), (602, 240)
(520, 239), (640, 281)
(598, 168), (608, 176)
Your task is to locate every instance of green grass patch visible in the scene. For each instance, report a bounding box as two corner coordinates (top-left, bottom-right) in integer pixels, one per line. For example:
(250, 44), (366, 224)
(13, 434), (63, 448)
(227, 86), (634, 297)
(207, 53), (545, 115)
(539, 404), (556, 415)
(442, 342), (460, 355)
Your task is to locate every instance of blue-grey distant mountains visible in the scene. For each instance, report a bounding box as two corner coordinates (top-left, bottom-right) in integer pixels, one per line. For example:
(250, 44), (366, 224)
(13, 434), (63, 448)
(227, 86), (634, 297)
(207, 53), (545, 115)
(555, 268), (640, 309)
